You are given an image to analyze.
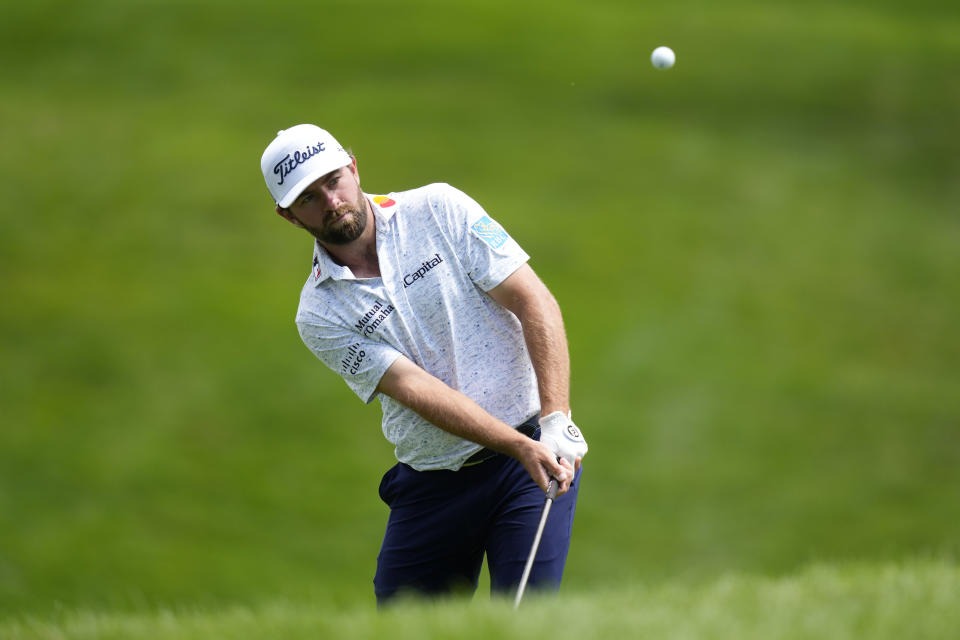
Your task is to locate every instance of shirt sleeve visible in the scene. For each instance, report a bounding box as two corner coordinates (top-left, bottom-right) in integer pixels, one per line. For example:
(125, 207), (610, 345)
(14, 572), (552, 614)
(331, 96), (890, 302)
(432, 184), (529, 291)
(297, 317), (402, 404)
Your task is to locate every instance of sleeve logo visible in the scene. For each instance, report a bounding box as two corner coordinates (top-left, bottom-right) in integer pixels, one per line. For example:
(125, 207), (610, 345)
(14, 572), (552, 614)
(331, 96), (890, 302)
(340, 342), (366, 375)
(471, 215), (509, 249)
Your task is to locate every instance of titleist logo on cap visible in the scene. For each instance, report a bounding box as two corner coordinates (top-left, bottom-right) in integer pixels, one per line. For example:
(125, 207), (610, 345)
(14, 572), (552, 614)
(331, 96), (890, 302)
(273, 141), (326, 186)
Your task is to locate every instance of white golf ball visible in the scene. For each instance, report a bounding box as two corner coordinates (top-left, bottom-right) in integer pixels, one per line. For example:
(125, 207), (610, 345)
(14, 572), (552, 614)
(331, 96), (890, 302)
(651, 46), (675, 70)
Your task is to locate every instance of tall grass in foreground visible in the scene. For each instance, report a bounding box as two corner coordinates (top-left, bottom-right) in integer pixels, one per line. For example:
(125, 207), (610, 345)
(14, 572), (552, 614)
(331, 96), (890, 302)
(2, 560), (956, 640)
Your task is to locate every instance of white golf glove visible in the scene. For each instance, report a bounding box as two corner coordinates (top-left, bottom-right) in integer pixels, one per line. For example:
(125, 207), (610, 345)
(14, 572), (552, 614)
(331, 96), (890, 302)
(539, 410), (588, 470)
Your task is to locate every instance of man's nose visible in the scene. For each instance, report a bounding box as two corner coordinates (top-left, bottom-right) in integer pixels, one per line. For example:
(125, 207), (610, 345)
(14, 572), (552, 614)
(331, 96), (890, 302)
(322, 189), (342, 209)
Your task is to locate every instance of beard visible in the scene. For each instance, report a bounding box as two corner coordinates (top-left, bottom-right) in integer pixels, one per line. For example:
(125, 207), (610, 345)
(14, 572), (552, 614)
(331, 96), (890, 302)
(304, 200), (368, 246)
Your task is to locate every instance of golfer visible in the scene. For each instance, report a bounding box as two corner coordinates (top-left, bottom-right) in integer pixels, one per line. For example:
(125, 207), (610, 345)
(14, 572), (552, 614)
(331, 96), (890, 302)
(260, 125), (588, 604)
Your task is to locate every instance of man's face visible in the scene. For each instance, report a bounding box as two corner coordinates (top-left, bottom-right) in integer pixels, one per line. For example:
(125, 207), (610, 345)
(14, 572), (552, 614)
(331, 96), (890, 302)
(284, 160), (368, 245)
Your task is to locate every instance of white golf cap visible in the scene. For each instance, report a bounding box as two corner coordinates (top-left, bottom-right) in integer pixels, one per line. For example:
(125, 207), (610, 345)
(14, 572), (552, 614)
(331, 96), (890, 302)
(260, 124), (352, 208)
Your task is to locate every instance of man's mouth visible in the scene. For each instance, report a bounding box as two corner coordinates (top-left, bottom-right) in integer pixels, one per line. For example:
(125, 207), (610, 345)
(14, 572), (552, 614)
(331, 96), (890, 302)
(328, 205), (358, 224)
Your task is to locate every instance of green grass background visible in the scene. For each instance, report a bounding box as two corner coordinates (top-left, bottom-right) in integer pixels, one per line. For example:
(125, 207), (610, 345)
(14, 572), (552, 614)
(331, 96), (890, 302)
(1, 0), (959, 622)
(4, 562), (958, 640)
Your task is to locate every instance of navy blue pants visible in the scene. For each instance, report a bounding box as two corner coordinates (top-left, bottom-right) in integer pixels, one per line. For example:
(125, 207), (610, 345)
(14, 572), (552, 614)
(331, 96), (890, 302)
(373, 429), (581, 605)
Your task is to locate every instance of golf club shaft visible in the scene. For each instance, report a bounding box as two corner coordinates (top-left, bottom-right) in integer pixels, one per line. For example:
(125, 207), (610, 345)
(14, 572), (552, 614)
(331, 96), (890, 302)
(513, 478), (559, 609)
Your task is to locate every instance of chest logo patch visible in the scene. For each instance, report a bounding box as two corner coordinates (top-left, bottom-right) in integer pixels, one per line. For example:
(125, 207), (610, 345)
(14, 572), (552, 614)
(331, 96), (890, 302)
(471, 215), (509, 249)
(355, 301), (396, 336)
(403, 253), (444, 289)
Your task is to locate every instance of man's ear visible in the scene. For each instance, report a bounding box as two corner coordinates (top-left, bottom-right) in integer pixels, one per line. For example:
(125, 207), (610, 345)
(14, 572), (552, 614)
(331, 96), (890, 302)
(275, 205), (305, 228)
(348, 156), (360, 185)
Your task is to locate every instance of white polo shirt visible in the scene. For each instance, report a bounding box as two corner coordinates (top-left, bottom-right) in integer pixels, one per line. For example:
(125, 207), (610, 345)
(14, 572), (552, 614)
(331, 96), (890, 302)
(295, 183), (539, 471)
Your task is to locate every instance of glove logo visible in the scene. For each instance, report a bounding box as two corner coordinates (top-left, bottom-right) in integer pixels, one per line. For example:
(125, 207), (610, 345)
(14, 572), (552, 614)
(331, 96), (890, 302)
(566, 425), (582, 441)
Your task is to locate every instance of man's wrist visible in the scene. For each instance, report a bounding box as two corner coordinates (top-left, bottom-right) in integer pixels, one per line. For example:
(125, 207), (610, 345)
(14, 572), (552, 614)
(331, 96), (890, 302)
(496, 421), (536, 457)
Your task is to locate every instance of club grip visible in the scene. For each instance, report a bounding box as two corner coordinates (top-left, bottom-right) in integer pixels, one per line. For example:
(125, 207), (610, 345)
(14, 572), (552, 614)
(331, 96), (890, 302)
(546, 478), (559, 499)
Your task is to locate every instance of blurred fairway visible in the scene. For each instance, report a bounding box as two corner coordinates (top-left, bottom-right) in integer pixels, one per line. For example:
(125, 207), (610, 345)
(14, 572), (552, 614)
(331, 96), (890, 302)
(1, 0), (959, 617)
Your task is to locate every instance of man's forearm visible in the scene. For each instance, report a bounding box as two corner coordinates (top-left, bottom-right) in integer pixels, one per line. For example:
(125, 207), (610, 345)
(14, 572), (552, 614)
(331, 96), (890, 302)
(515, 290), (570, 417)
(486, 265), (572, 417)
(376, 356), (531, 457)
(375, 350), (574, 494)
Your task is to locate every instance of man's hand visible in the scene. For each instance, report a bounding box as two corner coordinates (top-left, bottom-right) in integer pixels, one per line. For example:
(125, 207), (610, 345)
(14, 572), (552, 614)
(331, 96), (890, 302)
(514, 437), (575, 496)
(539, 411), (588, 473)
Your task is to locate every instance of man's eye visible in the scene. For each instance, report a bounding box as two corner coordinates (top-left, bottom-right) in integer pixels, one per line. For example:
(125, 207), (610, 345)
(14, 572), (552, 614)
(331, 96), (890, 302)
(301, 194), (313, 203)
(329, 177), (340, 186)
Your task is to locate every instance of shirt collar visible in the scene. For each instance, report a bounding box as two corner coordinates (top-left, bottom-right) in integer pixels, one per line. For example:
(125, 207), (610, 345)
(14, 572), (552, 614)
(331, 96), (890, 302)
(368, 192), (399, 221)
(310, 192), (399, 286)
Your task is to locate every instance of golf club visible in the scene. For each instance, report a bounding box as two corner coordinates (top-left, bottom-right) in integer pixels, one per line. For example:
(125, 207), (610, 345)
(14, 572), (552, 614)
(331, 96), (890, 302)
(513, 477), (559, 609)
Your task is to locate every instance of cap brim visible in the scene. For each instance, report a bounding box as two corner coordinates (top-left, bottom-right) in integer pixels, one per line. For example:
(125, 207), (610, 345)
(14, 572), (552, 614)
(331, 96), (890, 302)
(276, 158), (351, 208)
